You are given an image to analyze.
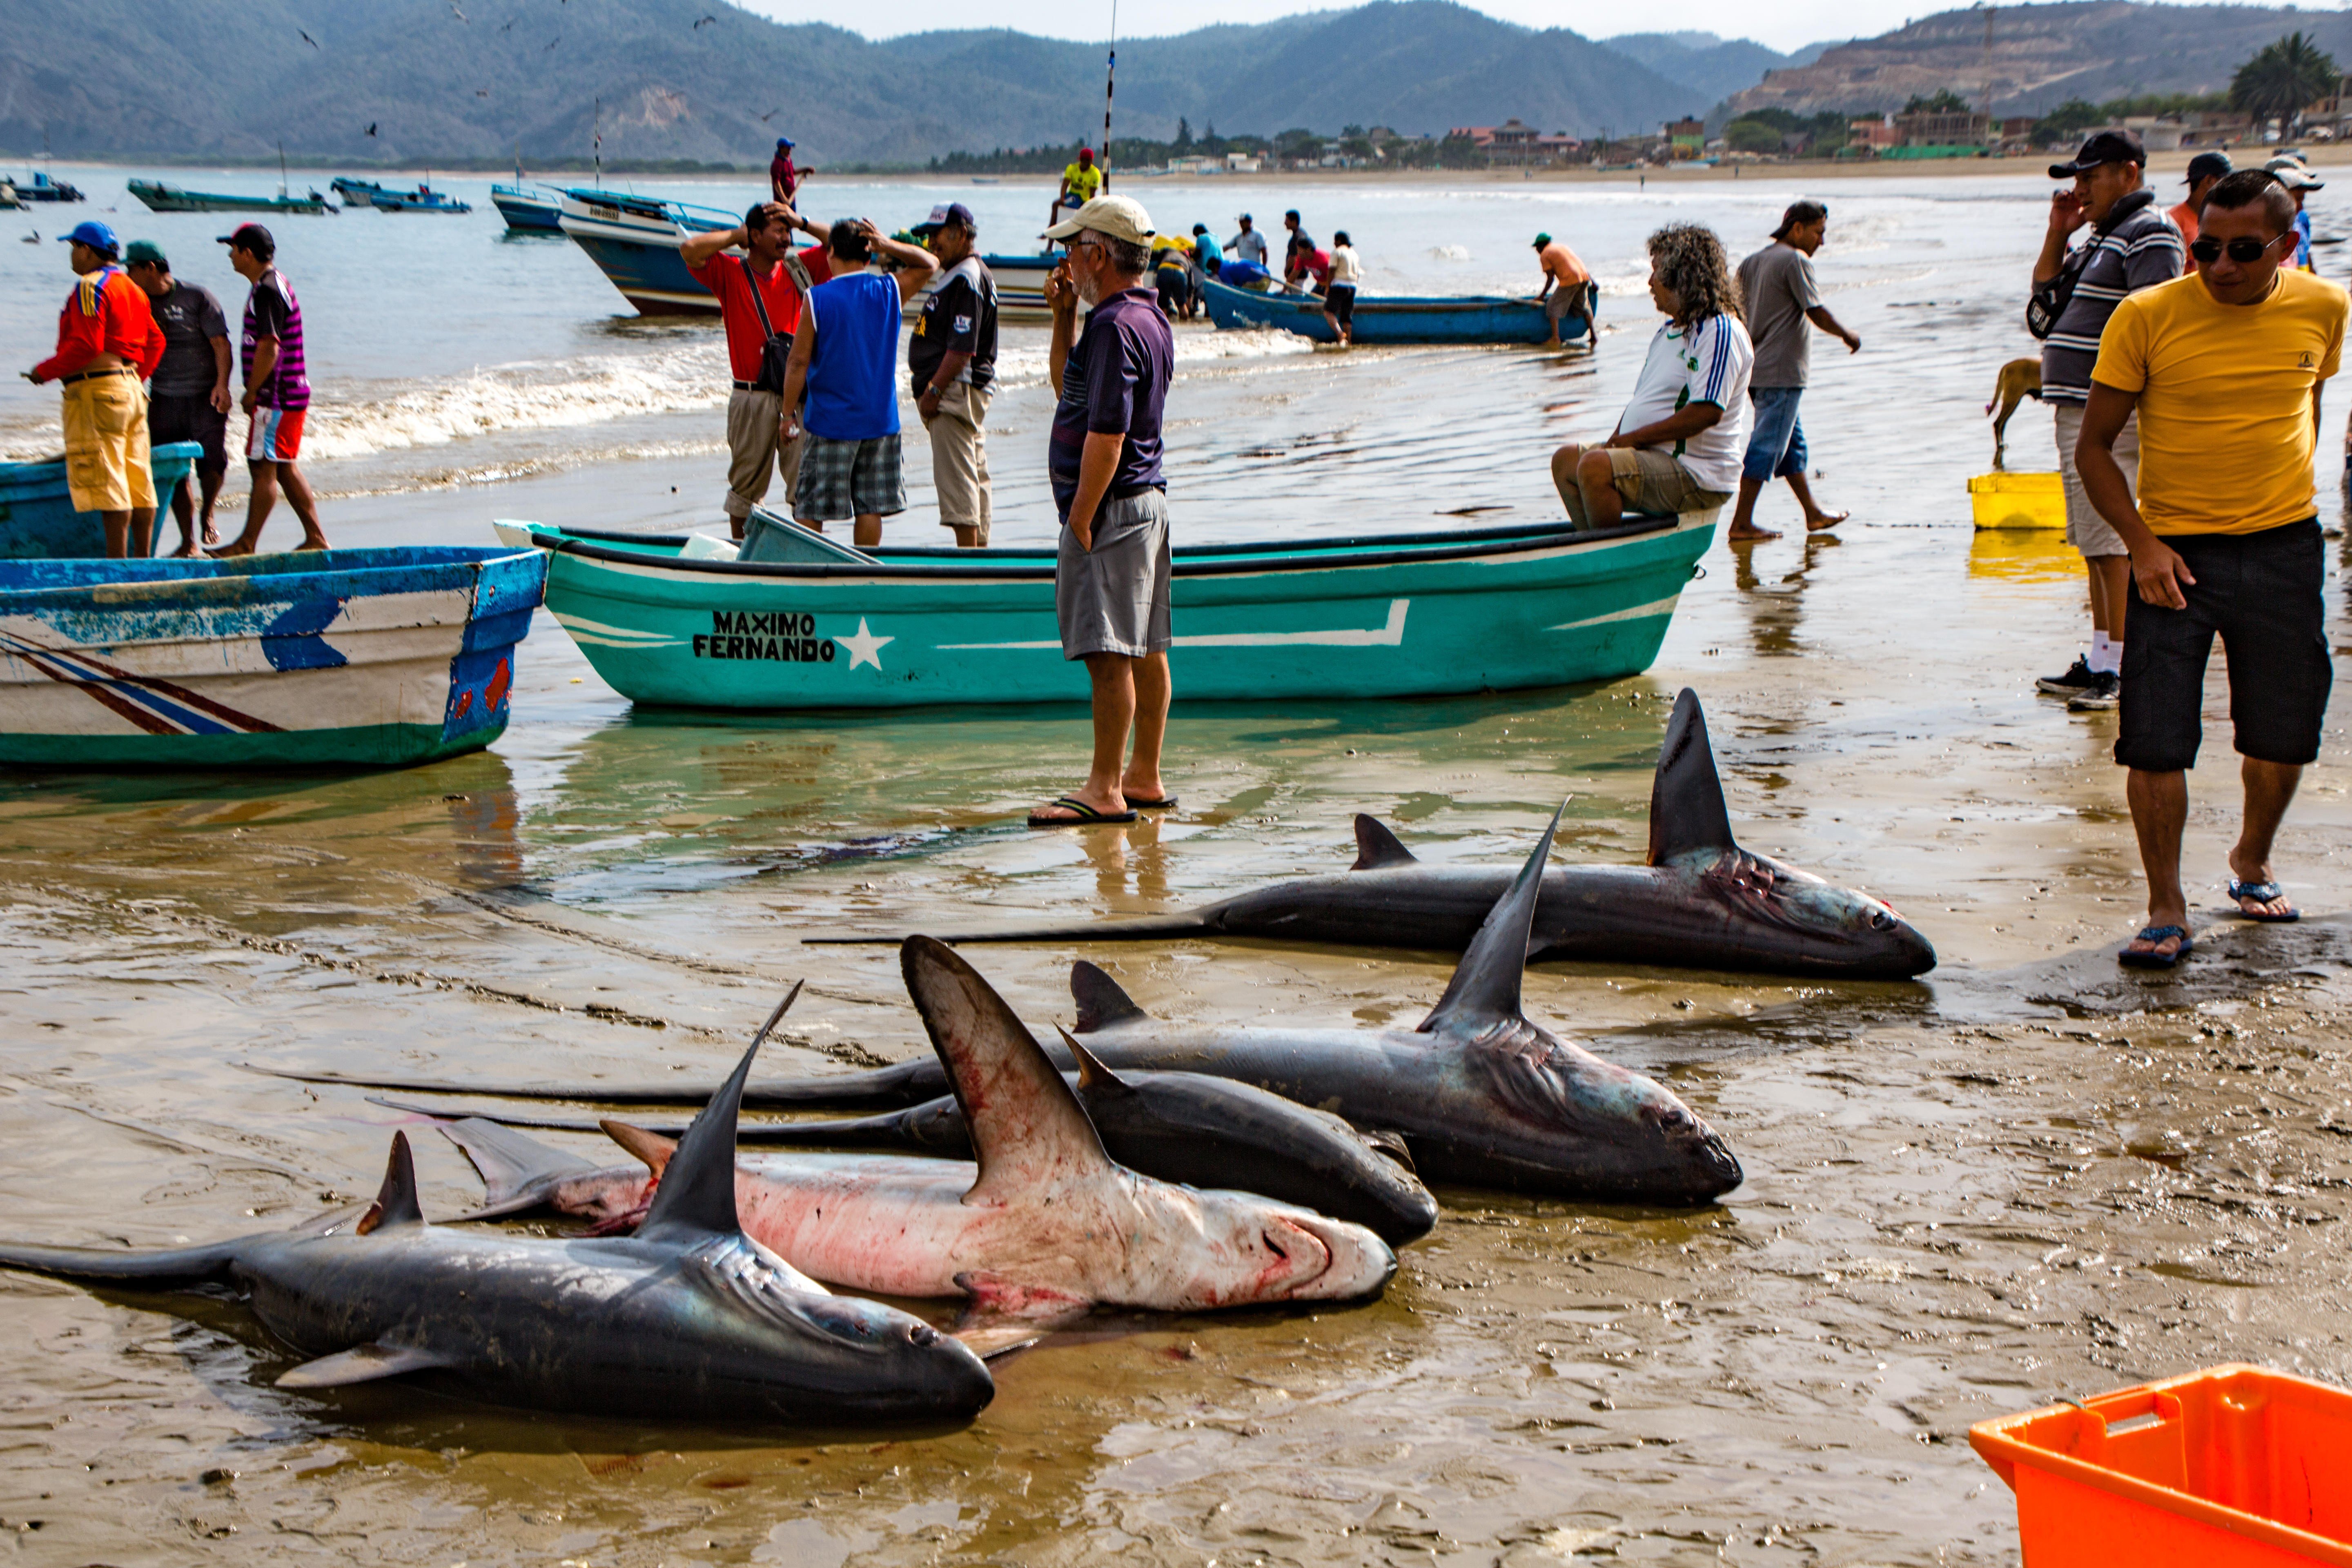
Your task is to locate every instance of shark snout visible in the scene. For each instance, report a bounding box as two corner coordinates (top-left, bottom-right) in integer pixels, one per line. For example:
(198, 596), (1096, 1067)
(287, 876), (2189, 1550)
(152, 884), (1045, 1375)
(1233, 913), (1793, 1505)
(1644, 1098), (1743, 1200)
(1272, 1213), (1398, 1301)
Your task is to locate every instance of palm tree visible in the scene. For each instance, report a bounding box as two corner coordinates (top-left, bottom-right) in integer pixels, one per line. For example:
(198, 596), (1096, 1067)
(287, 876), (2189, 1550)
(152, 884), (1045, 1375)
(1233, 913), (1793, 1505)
(2231, 31), (2341, 139)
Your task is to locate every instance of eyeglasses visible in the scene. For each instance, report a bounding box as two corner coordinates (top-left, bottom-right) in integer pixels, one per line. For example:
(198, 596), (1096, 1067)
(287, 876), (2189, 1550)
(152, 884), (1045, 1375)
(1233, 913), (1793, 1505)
(2189, 233), (2290, 264)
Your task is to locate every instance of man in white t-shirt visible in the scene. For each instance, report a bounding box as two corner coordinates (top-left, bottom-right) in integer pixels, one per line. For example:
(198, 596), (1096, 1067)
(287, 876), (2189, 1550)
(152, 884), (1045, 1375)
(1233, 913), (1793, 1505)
(1550, 223), (1753, 529)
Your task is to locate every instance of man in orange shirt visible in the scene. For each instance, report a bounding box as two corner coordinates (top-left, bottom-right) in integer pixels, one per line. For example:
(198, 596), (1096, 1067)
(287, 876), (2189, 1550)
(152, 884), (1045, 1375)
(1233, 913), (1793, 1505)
(23, 220), (165, 557)
(2168, 151), (2230, 267)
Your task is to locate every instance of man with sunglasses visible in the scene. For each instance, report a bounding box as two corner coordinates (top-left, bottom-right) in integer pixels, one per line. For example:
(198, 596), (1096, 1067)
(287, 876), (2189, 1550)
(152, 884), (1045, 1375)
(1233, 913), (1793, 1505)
(2075, 169), (2348, 969)
(2031, 128), (2184, 711)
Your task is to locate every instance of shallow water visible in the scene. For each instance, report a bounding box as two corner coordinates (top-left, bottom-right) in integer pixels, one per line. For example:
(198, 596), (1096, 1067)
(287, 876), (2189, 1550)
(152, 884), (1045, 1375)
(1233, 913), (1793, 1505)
(8, 167), (2352, 1564)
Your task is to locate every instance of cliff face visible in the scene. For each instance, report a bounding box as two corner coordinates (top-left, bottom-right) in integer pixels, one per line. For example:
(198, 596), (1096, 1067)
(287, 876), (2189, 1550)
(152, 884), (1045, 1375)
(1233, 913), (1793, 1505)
(1722, 1), (2352, 119)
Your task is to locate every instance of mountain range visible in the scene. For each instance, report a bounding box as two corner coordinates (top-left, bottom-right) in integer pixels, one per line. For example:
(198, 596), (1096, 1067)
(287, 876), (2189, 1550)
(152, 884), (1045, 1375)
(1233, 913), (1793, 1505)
(0, 0), (1815, 168)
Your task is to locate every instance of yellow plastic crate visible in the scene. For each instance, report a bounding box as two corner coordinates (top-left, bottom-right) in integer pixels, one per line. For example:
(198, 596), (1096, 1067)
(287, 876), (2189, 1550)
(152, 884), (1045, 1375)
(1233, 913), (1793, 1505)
(1969, 470), (2067, 530)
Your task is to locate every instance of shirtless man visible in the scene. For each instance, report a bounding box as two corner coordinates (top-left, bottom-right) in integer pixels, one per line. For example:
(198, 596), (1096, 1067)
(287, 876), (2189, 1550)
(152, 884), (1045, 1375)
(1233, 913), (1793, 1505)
(1535, 232), (1597, 348)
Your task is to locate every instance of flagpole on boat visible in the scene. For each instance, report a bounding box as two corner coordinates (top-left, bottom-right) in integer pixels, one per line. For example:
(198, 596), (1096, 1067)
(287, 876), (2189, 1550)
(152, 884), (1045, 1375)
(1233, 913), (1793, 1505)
(1100, 0), (1117, 193)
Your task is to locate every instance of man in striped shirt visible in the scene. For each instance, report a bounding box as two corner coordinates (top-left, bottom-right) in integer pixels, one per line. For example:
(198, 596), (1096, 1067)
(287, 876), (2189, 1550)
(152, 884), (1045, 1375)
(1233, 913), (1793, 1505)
(2033, 129), (2183, 709)
(214, 223), (328, 555)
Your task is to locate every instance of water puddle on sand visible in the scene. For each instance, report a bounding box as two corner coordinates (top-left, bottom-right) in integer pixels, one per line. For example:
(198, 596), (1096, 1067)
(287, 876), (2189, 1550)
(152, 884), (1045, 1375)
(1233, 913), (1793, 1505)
(9, 169), (2352, 1562)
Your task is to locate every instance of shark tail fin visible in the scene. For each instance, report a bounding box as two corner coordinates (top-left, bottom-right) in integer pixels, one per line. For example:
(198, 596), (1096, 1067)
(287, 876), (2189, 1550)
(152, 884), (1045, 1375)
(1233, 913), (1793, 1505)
(1648, 688), (1737, 865)
(0, 1238), (240, 1287)
(1417, 799), (1566, 1033)
(355, 1131), (426, 1236)
(1352, 814), (1419, 870)
(1070, 961), (1148, 1032)
(901, 936), (1115, 1203)
(439, 1117), (607, 1219)
(631, 1034), (760, 1245)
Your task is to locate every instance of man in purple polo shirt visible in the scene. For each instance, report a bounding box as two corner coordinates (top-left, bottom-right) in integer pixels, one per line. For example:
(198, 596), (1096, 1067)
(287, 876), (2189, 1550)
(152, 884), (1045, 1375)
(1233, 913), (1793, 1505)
(1028, 195), (1178, 827)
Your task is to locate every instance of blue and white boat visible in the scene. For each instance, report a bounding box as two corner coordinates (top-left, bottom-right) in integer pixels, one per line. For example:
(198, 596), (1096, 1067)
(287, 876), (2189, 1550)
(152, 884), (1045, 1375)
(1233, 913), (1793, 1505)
(1, 442), (207, 558)
(1202, 276), (1577, 346)
(0, 546), (547, 768)
(375, 185), (472, 214)
(556, 189), (743, 315)
(330, 177), (392, 207)
(490, 182), (566, 232)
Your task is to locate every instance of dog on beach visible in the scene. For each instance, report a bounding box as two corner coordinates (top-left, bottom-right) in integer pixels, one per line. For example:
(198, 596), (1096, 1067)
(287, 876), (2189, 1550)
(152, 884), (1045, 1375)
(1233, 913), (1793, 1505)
(1987, 358), (2042, 458)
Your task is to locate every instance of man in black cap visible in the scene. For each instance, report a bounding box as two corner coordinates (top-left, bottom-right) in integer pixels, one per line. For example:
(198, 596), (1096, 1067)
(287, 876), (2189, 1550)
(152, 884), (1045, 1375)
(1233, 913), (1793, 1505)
(2171, 151), (2232, 265)
(2030, 128), (2183, 711)
(909, 202), (997, 548)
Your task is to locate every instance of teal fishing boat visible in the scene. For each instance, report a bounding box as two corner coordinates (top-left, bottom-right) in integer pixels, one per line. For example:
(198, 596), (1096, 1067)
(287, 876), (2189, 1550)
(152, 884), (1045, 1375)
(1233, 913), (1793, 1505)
(127, 178), (334, 216)
(494, 512), (1713, 710)
(1, 442), (206, 558)
(0, 546), (546, 769)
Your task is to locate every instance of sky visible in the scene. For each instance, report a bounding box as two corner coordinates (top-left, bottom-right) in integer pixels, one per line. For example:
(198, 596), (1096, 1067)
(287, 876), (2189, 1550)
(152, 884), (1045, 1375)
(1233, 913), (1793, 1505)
(730, 0), (1900, 55)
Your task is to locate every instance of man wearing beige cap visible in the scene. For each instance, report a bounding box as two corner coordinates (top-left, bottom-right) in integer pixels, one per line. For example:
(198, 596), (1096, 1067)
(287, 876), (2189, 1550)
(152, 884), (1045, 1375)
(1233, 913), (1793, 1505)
(1028, 194), (1178, 827)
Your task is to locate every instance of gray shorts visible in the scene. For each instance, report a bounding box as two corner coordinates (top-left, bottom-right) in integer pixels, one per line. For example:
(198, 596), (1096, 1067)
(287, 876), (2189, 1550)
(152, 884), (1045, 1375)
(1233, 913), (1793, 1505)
(1056, 489), (1172, 660)
(2052, 401), (2137, 558)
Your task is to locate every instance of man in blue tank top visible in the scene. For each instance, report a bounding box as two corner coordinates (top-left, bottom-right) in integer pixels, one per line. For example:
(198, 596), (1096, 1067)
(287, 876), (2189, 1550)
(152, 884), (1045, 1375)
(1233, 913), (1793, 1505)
(779, 218), (938, 548)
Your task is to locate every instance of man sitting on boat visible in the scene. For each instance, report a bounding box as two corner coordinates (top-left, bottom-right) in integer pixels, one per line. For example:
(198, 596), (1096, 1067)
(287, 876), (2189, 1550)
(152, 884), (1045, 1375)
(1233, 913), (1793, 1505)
(23, 219), (164, 557)
(1549, 223), (1752, 530)
(1050, 148), (1103, 236)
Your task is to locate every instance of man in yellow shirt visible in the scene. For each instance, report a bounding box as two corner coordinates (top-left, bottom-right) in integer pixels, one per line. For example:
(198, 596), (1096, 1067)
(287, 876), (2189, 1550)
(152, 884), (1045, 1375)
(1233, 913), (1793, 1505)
(2076, 169), (2348, 969)
(1051, 147), (1103, 235)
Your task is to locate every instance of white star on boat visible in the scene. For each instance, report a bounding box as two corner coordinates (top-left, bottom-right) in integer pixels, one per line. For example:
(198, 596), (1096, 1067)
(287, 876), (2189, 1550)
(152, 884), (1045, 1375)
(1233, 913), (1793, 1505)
(837, 617), (894, 670)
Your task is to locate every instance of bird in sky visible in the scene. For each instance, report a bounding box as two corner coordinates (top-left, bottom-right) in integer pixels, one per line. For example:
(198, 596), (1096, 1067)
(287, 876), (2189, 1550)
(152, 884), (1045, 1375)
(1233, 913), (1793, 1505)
(476, 89), (490, 97)
(501, 17), (514, 29)
(544, 34), (560, 49)
(693, 14), (717, 27)
(298, 27), (320, 49)
(449, 0), (469, 19)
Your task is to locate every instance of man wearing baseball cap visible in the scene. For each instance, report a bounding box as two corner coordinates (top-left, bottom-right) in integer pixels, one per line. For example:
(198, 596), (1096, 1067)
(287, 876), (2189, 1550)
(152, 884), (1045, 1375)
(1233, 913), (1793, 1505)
(2265, 156), (2322, 270)
(770, 136), (802, 207)
(909, 203), (998, 547)
(1051, 147), (1103, 234)
(2171, 151), (2232, 261)
(23, 219), (165, 557)
(1028, 194), (1176, 826)
(124, 239), (233, 555)
(2029, 127), (2183, 711)
(213, 222), (328, 555)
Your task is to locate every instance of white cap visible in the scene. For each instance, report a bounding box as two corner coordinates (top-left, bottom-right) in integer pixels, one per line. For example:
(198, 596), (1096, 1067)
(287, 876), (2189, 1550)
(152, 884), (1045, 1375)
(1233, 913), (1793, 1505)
(2268, 159), (2324, 191)
(1044, 193), (1156, 246)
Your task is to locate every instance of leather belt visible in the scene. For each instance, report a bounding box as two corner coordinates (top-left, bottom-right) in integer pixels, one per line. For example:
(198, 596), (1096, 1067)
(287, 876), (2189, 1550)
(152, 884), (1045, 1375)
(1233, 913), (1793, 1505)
(733, 379), (767, 392)
(60, 366), (134, 387)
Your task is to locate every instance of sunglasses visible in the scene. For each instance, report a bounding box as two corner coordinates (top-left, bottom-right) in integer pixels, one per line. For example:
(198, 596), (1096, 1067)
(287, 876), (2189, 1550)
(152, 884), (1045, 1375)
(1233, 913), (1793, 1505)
(2189, 233), (2290, 264)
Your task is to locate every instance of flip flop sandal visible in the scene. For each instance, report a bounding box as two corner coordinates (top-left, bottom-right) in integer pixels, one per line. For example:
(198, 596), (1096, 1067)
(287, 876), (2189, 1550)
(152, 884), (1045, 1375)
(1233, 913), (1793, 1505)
(2118, 924), (2194, 970)
(2227, 879), (2301, 922)
(1124, 795), (1178, 811)
(1027, 796), (1138, 827)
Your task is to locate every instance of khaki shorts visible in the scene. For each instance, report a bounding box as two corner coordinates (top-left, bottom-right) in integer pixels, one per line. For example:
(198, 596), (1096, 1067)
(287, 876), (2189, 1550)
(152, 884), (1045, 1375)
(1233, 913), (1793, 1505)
(724, 386), (804, 523)
(62, 373), (156, 514)
(2053, 401), (2136, 558)
(923, 381), (992, 543)
(1560, 443), (1728, 527)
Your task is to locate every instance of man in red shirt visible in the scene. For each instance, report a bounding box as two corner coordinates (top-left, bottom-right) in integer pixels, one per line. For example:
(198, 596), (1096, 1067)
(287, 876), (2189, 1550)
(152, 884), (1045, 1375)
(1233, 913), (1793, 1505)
(680, 202), (830, 537)
(23, 220), (165, 557)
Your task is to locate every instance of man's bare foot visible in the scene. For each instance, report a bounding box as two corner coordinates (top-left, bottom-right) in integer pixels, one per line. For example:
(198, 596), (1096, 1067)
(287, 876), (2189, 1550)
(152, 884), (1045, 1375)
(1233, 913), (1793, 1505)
(2227, 851), (2299, 919)
(207, 542), (255, 558)
(294, 536), (331, 551)
(1028, 791), (1135, 826)
(1804, 510), (1849, 532)
(2120, 922), (2192, 965)
(1119, 774), (1172, 808)
(169, 542), (201, 559)
(202, 522), (219, 545)
(1726, 524), (1780, 542)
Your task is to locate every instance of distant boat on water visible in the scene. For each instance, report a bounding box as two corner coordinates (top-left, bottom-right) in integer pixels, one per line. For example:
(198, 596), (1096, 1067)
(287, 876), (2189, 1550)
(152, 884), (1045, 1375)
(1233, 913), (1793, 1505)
(490, 182), (565, 232)
(1201, 276), (1574, 346)
(128, 178), (335, 216)
(330, 176), (392, 206)
(375, 185), (472, 214)
(9, 170), (83, 203)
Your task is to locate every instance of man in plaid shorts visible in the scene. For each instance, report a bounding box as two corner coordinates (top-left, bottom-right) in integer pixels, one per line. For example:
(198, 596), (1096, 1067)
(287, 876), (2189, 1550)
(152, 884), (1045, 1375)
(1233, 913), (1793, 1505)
(779, 218), (938, 548)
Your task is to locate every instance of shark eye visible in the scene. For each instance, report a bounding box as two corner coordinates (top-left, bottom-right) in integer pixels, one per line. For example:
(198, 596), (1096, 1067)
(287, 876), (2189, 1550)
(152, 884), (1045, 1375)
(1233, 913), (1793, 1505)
(1869, 910), (1897, 931)
(1657, 1106), (1692, 1133)
(908, 1323), (940, 1347)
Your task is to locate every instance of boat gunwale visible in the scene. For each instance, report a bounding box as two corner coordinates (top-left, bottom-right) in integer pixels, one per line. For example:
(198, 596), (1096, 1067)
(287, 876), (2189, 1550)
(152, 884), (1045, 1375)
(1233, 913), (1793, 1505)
(0, 546), (546, 610)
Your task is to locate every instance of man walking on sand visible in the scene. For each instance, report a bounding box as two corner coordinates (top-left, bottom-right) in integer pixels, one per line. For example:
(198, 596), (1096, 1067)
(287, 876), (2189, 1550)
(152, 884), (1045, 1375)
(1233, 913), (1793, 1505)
(2030, 129), (2182, 710)
(681, 200), (829, 537)
(125, 241), (232, 556)
(2075, 169), (2345, 969)
(778, 219), (937, 548)
(1028, 195), (1176, 827)
(213, 224), (327, 555)
(909, 202), (998, 548)
(23, 220), (163, 558)
(1534, 232), (1596, 348)
(1727, 200), (1862, 543)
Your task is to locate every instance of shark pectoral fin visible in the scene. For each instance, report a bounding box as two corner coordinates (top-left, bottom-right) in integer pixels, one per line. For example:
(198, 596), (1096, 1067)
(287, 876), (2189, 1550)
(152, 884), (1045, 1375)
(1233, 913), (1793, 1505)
(1647, 688), (1738, 865)
(1069, 961), (1149, 1032)
(1057, 1026), (1138, 1100)
(902, 938), (1117, 1203)
(354, 1132), (426, 1236)
(601, 1120), (679, 1175)
(276, 1341), (453, 1389)
(952, 1271), (1091, 1359)
(1352, 814), (1419, 870)
(1416, 799), (1566, 1034)
(1357, 1127), (1418, 1173)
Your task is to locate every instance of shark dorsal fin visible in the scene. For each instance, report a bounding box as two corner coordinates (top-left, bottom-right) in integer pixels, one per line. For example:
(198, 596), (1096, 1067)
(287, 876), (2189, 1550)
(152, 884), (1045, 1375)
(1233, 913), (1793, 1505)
(601, 1120), (678, 1175)
(1648, 688), (1737, 865)
(1070, 962), (1147, 1032)
(1417, 800), (1566, 1034)
(1057, 1025), (1137, 1099)
(356, 1131), (426, 1235)
(632, 1035), (760, 1244)
(1353, 815), (1419, 870)
(901, 937), (1114, 1203)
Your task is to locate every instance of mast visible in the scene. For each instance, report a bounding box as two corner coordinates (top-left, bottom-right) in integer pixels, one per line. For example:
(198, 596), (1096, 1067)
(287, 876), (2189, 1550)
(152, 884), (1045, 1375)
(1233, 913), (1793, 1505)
(278, 139), (289, 198)
(1100, 0), (1117, 192)
(594, 97), (603, 183)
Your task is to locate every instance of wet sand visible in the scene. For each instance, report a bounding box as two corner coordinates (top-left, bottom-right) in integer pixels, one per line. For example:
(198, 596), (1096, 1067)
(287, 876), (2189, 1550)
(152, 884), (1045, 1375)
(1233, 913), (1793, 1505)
(6, 173), (2352, 1563)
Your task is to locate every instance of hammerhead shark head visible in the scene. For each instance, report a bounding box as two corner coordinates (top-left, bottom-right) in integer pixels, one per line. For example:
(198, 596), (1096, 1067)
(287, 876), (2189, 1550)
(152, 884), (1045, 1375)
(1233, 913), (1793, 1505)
(0, 1036), (994, 1425)
(814, 689), (1936, 979)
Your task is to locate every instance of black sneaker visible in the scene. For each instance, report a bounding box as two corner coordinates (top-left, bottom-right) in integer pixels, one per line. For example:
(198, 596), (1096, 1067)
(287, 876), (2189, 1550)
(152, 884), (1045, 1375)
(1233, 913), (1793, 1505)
(2037, 655), (2098, 696)
(2067, 672), (2120, 711)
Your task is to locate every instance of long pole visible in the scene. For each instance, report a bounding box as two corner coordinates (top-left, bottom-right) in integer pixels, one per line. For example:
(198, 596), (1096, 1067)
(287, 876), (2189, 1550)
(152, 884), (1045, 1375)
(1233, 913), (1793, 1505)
(1101, 0), (1117, 192)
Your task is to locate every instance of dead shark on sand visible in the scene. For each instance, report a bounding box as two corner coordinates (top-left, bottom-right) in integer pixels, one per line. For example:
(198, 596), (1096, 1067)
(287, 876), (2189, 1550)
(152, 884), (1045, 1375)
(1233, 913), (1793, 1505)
(0, 1034), (994, 1426)
(811, 688), (1936, 980)
(434, 936), (1399, 1350)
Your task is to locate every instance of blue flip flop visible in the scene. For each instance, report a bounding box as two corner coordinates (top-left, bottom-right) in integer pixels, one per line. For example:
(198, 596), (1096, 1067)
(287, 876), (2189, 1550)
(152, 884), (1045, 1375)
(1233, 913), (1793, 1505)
(2227, 879), (2301, 922)
(2118, 924), (2193, 969)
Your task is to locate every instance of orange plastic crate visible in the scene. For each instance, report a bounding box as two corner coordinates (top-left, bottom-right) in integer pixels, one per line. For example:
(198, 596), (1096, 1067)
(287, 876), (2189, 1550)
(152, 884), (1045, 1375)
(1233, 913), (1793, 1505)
(1970, 1364), (2352, 1567)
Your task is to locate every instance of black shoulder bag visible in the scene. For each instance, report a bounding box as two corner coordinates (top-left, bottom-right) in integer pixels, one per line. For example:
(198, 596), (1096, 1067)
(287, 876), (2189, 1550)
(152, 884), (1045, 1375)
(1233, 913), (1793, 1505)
(744, 252), (811, 394)
(2026, 241), (2092, 341)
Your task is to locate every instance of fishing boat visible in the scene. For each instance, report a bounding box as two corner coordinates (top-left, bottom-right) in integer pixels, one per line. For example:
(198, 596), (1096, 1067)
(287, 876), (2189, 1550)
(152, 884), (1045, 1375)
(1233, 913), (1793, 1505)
(0, 546), (547, 768)
(330, 176), (391, 206)
(490, 182), (566, 232)
(10, 170), (84, 203)
(1, 443), (207, 559)
(127, 178), (335, 216)
(375, 186), (472, 214)
(491, 510), (1714, 711)
(1201, 276), (1573, 346)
